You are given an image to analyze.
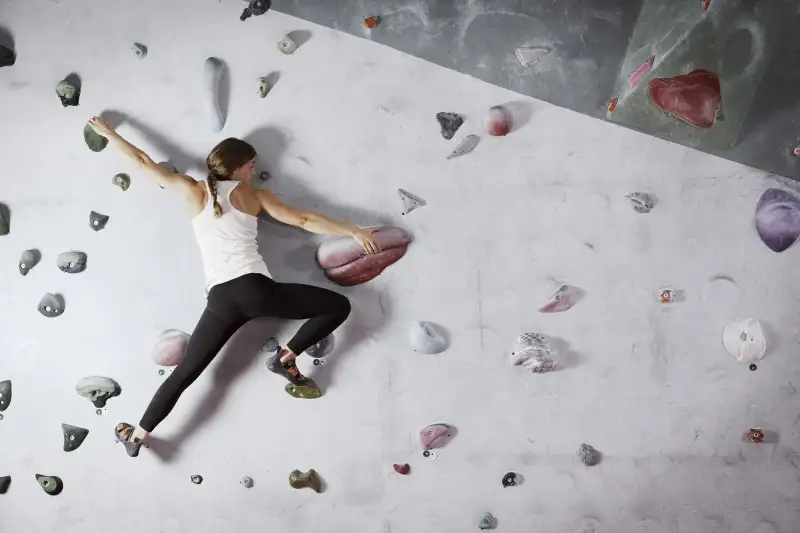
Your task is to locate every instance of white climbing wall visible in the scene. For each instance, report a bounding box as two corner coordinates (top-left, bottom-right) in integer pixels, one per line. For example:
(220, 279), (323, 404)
(1, 1), (799, 532)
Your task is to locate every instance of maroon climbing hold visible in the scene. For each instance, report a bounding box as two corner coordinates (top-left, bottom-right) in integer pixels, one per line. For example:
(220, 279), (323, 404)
(648, 69), (721, 129)
(393, 463), (410, 475)
(316, 226), (412, 287)
(702, 0), (711, 12)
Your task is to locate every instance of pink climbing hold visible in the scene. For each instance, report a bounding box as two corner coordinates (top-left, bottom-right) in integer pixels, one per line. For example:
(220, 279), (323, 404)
(628, 55), (655, 88)
(419, 423), (454, 450)
(484, 106), (513, 136)
(151, 329), (190, 366)
(793, 146), (800, 158)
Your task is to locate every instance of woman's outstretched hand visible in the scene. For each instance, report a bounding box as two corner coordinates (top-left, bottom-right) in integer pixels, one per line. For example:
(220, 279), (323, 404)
(352, 227), (380, 254)
(87, 116), (114, 138)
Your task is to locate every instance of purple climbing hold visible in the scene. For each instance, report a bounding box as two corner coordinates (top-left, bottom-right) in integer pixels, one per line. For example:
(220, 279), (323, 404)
(151, 329), (190, 366)
(755, 188), (800, 252)
(419, 423), (454, 450)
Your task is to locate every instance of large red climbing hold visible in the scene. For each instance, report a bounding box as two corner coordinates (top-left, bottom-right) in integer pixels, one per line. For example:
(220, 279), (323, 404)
(648, 69), (721, 129)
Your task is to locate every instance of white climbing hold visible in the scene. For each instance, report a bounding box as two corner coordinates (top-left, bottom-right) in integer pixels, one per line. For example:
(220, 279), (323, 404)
(509, 333), (556, 373)
(408, 322), (447, 354)
(624, 192), (655, 213)
(722, 317), (766, 364)
(398, 189), (426, 215)
(277, 36), (297, 55)
(514, 47), (549, 67)
(203, 57), (226, 132)
(257, 77), (270, 98)
(446, 134), (480, 160)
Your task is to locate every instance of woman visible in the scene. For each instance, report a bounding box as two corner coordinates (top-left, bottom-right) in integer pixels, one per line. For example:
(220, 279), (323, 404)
(86, 117), (379, 458)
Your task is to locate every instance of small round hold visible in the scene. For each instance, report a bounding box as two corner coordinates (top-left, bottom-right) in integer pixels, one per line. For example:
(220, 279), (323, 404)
(113, 173), (131, 191)
(483, 105), (513, 136)
(96, 409), (103, 416)
(749, 364), (757, 371)
(132, 43), (147, 59)
(794, 146), (800, 158)
(240, 476), (254, 488)
(158, 369), (165, 376)
(262, 336), (279, 353)
(364, 16), (380, 29)
(313, 359), (321, 366)
(259, 171), (271, 181)
(278, 36), (297, 54)
(191, 475), (203, 485)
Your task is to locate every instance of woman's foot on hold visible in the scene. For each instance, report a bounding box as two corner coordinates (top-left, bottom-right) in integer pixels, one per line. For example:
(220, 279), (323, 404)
(267, 348), (307, 385)
(115, 422), (144, 458)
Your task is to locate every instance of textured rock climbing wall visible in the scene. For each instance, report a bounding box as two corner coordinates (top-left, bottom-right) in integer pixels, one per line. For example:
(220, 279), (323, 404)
(1, 1), (799, 532)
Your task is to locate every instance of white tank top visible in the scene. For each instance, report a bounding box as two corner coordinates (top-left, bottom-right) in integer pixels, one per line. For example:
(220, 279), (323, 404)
(191, 180), (271, 294)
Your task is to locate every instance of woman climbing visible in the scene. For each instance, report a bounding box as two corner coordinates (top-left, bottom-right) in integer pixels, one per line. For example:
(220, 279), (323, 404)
(87, 117), (379, 458)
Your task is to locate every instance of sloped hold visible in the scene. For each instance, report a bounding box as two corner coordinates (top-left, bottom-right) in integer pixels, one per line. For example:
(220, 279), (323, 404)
(75, 376), (121, 408)
(19, 249), (40, 276)
(83, 124), (108, 152)
(62, 424), (89, 452)
(479, 512), (495, 530)
(447, 134), (480, 160)
(285, 381), (322, 399)
(0, 476), (9, 494)
(57, 251), (87, 273)
(203, 58), (226, 132)
(510, 333), (556, 373)
(38, 293), (65, 318)
(625, 192), (655, 213)
(578, 443), (601, 466)
(90, 211), (109, 231)
(515, 47), (548, 67)
(0, 203), (9, 236)
(539, 285), (584, 313)
(755, 188), (800, 253)
(484, 106), (513, 137)
(0, 45), (15, 68)
(408, 322), (447, 354)
(0, 380), (11, 412)
(436, 112), (463, 140)
(393, 463), (410, 475)
(628, 55), (655, 88)
(419, 423), (453, 450)
(316, 226), (412, 286)
(648, 69), (721, 129)
(35, 474), (63, 495)
(113, 173), (130, 191)
(56, 79), (80, 107)
(151, 329), (190, 366)
(722, 317), (766, 364)
(132, 43), (147, 59)
(306, 334), (334, 358)
(398, 189), (426, 216)
(289, 469), (321, 493)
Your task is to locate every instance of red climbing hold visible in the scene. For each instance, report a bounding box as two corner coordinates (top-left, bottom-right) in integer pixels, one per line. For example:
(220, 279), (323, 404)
(648, 69), (721, 129)
(702, 0), (711, 12)
(607, 98), (618, 112)
(393, 463), (410, 475)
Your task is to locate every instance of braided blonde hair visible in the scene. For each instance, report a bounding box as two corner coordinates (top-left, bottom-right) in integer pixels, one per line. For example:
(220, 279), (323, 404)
(205, 138), (257, 218)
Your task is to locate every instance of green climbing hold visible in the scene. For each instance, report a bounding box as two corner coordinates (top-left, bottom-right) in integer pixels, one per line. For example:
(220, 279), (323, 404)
(35, 474), (63, 495)
(284, 380), (322, 399)
(84, 124), (108, 152)
(289, 469), (322, 493)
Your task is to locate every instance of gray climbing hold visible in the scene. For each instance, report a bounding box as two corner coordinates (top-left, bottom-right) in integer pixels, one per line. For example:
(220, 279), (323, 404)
(257, 77), (270, 98)
(408, 322), (448, 354)
(56, 78), (80, 107)
(398, 189), (426, 216)
(479, 512), (495, 530)
(0, 380), (11, 412)
(0, 203), (9, 236)
(203, 57), (226, 132)
(61, 424), (89, 452)
(277, 35), (297, 54)
(95, 409), (103, 416)
(19, 249), (40, 276)
(113, 173), (130, 191)
(158, 369), (165, 376)
(0, 476), (9, 494)
(446, 134), (480, 160)
(578, 443), (601, 466)
(57, 251), (87, 273)
(514, 47), (549, 67)
(259, 171), (271, 181)
(75, 376), (121, 408)
(624, 192), (655, 213)
(132, 43), (147, 59)
(35, 474), (63, 495)
(89, 211), (109, 231)
(306, 334), (334, 358)
(262, 336), (279, 353)
(191, 475), (203, 484)
(0, 45), (15, 68)
(436, 112), (464, 140)
(38, 293), (65, 318)
(83, 124), (108, 152)
(240, 476), (254, 488)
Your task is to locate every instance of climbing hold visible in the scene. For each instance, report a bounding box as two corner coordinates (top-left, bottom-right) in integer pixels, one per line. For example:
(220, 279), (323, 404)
(447, 134), (480, 160)
(363, 16), (380, 29)
(501, 472), (518, 488)
(257, 77), (270, 98)
(393, 463), (410, 475)
(421, 450), (438, 460)
(628, 55), (655, 88)
(0, 380), (11, 412)
(658, 289), (675, 304)
(151, 329), (190, 366)
(56, 78), (80, 107)
(722, 318), (766, 364)
(316, 226), (412, 286)
(578, 443), (601, 466)
(312, 359), (326, 366)
(749, 363), (757, 371)
(38, 293), (65, 318)
(408, 322), (447, 354)
(0, 45), (14, 68)
(419, 423), (454, 450)
(398, 189), (426, 216)
(755, 188), (800, 253)
(793, 146), (800, 158)
(278, 35), (297, 54)
(240, 0), (271, 21)
(436, 112), (464, 140)
(240, 476), (254, 488)
(285, 382), (322, 399)
(89, 211), (109, 231)
(35, 474), (64, 496)
(509, 333), (556, 373)
(114, 422), (143, 457)
(625, 192), (655, 213)
(259, 171), (271, 181)
(306, 334), (334, 358)
(479, 512), (495, 530)
(514, 47), (549, 67)
(95, 409), (103, 416)
(113, 173), (130, 191)
(289, 469), (321, 493)
(702, 0), (711, 11)
(61, 424), (89, 452)
(132, 43), (147, 59)
(203, 57), (226, 132)
(746, 428), (765, 443)
(57, 251), (87, 273)
(0, 203), (9, 235)
(83, 124), (108, 152)
(19, 249), (40, 276)
(75, 376), (121, 408)
(261, 336), (279, 354)
(191, 475), (203, 484)
(483, 105), (513, 136)
(648, 69), (721, 129)
(158, 369), (165, 376)
(538, 285), (584, 313)
(607, 98), (618, 112)
(0, 476), (9, 494)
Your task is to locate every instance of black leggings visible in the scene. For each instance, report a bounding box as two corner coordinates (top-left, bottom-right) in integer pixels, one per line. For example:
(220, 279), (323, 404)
(139, 274), (351, 432)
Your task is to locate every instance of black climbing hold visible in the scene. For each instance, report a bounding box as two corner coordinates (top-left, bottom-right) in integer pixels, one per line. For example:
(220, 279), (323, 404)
(0, 45), (14, 68)
(191, 475), (203, 485)
(240, 0), (271, 21)
(38, 293), (65, 317)
(259, 171), (271, 181)
(56, 75), (81, 107)
(57, 251), (87, 273)
(0, 203), (9, 236)
(0, 380), (11, 412)
(89, 211), (109, 231)
(132, 43), (147, 59)
(62, 424), (90, 452)
(35, 474), (63, 495)
(158, 369), (165, 376)
(19, 249), (41, 276)
(436, 112), (464, 140)
(501, 472), (518, 488)
(749, 364), (757, 371)
(0, 476), (10, 494)
(84, 124), (108, 152)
